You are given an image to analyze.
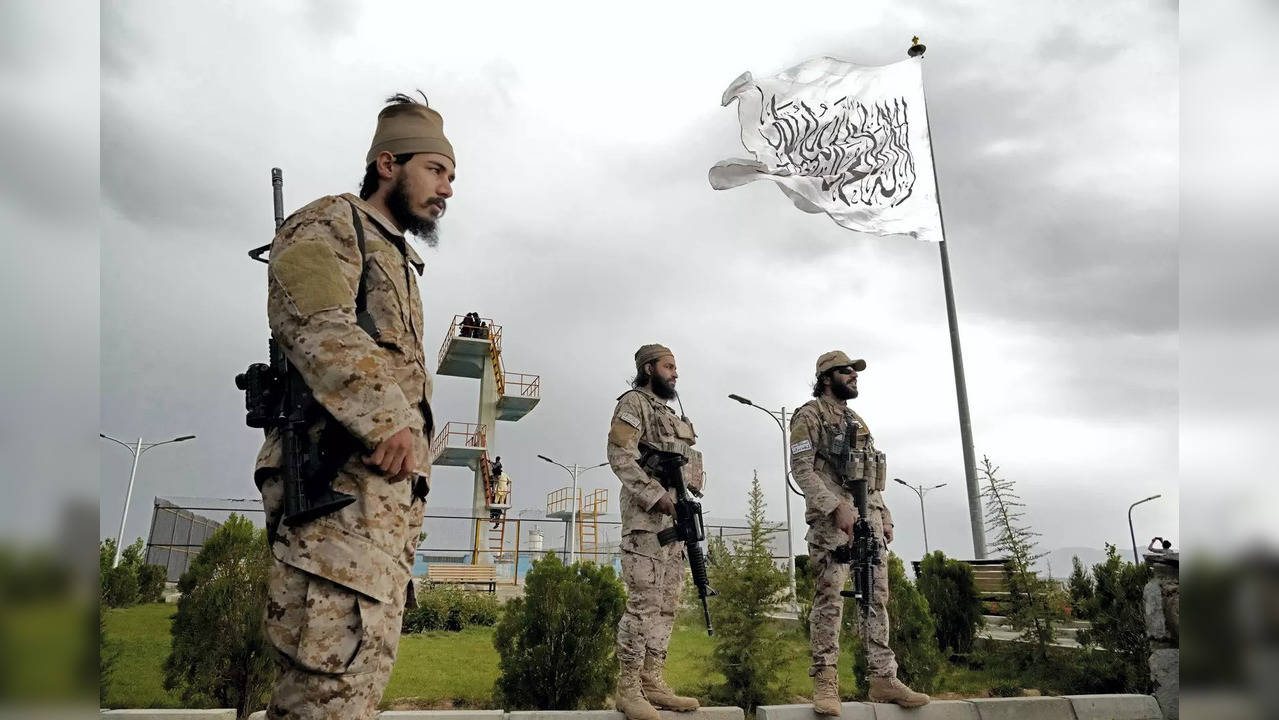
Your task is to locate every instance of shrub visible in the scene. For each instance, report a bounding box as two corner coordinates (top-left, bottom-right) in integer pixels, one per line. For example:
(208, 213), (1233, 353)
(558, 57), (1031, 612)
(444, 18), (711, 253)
(917, 550), (984, 655)
(162, 514), (276, 717)
(136, 563), (166, 604)
(1076, 544), (1152, 693)
(705, 475), (790, 711)
(1067, 555), (1095, 620)
(401, 583), (500, 633)
(493, 553), (626, 709)
(844, 552), (943, 694)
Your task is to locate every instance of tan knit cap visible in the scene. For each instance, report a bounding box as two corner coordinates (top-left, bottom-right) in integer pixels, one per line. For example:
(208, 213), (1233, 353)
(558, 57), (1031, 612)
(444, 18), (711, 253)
(816, 350), (866, 375)
(365, 102), (455, 167)
(635, 343), (674, 369)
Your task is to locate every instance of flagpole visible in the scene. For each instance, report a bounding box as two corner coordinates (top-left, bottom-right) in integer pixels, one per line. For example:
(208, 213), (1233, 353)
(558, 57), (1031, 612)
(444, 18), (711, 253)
(910, 37), (987, 559)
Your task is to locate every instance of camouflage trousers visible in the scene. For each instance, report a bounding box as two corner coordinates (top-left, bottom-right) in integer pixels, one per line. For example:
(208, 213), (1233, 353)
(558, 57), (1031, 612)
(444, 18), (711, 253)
(808, 530), (896, 678)
(263, 559), (408, 720)
(616, 530), (686, 672)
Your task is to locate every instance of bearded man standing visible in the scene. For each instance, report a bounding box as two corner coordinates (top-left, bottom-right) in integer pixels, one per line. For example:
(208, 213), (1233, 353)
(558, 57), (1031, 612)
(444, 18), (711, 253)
(253, 92), (455, 719)
(790, 351), (930, 713)
(606, 344), (705, 720)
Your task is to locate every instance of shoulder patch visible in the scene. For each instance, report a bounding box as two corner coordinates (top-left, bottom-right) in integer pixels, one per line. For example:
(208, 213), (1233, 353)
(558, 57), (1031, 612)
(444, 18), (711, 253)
(608, 420), (640, 448)
(270, 241), (354, 317)
(790, 439), (813, 454)
(618, 411), (641, 429)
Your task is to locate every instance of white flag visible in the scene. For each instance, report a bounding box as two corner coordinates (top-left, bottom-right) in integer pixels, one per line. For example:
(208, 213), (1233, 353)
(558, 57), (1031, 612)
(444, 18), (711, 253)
(710, 56), (942, 242)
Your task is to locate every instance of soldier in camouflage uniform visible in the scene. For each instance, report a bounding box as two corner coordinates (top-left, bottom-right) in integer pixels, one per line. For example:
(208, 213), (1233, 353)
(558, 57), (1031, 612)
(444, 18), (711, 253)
(254, 94), (455, 719)
(607, 344), (704, 720)
(791, 350), (930, 713)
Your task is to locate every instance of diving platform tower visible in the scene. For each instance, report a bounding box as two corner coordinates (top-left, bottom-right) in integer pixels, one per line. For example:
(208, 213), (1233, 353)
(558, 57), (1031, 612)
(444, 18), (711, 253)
(431, 315), (540, 567)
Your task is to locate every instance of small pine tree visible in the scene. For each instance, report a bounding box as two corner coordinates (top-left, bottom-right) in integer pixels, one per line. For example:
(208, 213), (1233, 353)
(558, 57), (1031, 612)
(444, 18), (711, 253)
(705, 473), (791, 711)
(493, 553), (626, 709)
(917, 550), (984, 655)
(1076, 544), (1152, 693)
(979, 455), (1065, 662)
(1067, 555), (1095, 620)
(162, 514), (276, 717)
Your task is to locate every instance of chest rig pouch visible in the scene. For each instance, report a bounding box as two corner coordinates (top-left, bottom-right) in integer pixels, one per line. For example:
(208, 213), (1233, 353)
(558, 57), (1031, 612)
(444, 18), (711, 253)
(822, 415), (888, 492)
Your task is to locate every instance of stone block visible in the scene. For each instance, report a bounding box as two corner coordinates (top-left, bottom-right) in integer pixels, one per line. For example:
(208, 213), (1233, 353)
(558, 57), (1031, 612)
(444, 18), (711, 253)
(1149, 649), (1179, 719)
(967, 696), (1074, 720)
(872, 699), (979, 719)
(380, 714), (505, 720)
(1068, 694), (1162, 719)
(101, 712), (237, 719)
(508, 709), (742, 720)
(756, 703), (874, 720)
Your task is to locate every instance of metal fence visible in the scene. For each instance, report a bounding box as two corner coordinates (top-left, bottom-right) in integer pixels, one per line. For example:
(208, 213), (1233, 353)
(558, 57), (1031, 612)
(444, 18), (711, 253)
(142, 497), (790, 586)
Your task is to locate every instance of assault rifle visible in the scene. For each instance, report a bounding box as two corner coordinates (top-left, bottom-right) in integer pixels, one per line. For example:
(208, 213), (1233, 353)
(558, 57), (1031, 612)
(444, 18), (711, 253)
(827, 416), (881, 618)
(236, 168), (356, 532)
(640, 445), (717, 635)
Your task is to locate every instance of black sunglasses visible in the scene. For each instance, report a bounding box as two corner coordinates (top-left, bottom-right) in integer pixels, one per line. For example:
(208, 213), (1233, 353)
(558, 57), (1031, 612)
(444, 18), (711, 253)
(833, 366), (857, 375)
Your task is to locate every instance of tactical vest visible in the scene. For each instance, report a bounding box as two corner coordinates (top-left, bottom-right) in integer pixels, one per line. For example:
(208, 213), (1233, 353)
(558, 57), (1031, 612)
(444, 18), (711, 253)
(617, 389), (705, 494)
(807, 402), (887, 492)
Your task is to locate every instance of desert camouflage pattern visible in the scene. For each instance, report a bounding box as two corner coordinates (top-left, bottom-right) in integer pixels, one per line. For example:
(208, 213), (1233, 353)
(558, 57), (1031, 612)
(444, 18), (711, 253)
(254, 194), (432, 718)
(615, 530), (687, 671)
(606, 387), (701, 535)
(607, 386), (700, 671)
(790, 395), (897, 677)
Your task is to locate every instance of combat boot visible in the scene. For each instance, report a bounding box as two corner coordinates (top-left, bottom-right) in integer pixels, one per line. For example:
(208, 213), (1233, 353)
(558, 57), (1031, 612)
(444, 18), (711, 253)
(642, 655), (700, 711)
(811, 666), (842, 716)
(616, 671), (661, 720)
(868, 676), (930, 708)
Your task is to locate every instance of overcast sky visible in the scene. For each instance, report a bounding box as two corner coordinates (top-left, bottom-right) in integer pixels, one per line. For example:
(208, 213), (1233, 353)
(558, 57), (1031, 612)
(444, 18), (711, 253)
(84, 0), (1192, 564)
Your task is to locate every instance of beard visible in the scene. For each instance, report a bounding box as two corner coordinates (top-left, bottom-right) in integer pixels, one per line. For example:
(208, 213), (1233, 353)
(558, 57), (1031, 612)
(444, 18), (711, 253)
(650, 372), (677, 400)
(386, 178), (443, 247)
(830, 375), (858, 400)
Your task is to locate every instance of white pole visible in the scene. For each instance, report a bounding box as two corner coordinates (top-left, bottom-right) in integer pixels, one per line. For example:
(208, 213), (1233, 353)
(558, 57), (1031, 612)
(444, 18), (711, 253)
(113, 437), (143, 568)
(778, 407), (797, 610)
(569, 464), (580, 563)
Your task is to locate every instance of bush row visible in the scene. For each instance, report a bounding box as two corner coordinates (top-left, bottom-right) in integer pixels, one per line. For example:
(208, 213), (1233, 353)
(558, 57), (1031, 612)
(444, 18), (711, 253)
(402, 583), (501, 632)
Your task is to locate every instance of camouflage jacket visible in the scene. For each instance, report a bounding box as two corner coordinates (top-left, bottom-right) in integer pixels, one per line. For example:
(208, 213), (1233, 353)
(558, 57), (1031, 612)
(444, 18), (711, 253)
(254, 193), (432, 602)
(606, 387), (704, 537)
(789, 395), (893, 549)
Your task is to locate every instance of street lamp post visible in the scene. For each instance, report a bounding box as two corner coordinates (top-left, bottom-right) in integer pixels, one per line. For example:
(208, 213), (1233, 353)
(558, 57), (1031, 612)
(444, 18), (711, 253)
(100, 432), (196, 567)
(1128, 494), (1162, 564)
(728, 393), (800, 610)
(893, 478), (947, 555)
(538, 455), (607, 563)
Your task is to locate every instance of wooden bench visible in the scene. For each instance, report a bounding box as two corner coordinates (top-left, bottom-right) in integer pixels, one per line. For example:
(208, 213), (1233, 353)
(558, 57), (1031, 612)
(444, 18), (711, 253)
(911, 558), (1022, 614)
(426, 563), (497, 593)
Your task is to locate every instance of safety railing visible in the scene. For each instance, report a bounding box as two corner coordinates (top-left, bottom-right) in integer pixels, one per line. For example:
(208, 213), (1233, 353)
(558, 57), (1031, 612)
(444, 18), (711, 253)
(581, 488), (608, 515)
(429, 421), (487, 462)
(501, 372), (541, 399)
(546, 486), (578, 516)
(437, 314), (503, 369)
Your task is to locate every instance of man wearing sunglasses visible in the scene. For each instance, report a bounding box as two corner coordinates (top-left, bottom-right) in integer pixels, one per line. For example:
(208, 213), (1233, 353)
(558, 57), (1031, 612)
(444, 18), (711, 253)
(790, 350), (930, 712)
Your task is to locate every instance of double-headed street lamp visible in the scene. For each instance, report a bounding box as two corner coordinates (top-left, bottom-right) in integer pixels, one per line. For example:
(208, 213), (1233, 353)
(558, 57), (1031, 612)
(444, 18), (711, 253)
(1128, 494), (1162, 564)
(537, 454), (607, 563)
(100, 432), (196, 568)
(893, 478), (947, 555)
(727, 393), (800, 610)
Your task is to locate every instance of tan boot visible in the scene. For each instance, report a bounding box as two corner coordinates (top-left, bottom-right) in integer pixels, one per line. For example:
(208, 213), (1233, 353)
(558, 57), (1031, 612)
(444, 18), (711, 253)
(868, 676), (930, 708)
(616, 671), (661, 720)
(811, 666), (842, 716)
(642, 655), (700, 711)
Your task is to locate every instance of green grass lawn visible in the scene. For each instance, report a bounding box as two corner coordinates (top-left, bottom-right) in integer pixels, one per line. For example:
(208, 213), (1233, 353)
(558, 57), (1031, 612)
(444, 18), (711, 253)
(103, 603), (1018, 710)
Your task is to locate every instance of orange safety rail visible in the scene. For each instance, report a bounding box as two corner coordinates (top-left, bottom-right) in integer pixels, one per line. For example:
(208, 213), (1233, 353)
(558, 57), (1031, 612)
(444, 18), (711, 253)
(502, 372), (541, 399)
(546, 486), (577, 516)
(580, 488), (608, 515)
(437, 314), (503, 369)
(430, 421), (487, 460)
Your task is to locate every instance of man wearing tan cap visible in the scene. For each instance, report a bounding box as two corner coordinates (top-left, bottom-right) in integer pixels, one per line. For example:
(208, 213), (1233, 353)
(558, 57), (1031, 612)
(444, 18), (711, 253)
(606, 344), (705, 720)
(254, 92), (454, 719)
(790, 351), (930, 712)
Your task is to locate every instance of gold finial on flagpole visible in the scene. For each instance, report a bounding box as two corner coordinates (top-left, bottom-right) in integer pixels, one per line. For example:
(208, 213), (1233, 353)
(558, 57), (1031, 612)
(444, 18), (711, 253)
(908, 36), (927, 57)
